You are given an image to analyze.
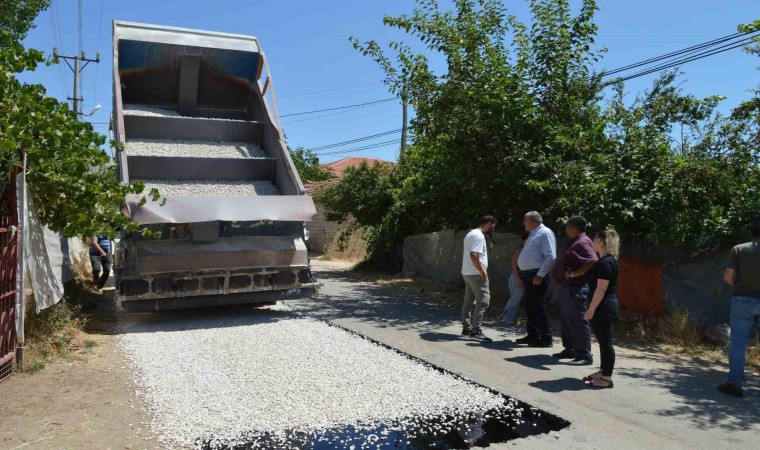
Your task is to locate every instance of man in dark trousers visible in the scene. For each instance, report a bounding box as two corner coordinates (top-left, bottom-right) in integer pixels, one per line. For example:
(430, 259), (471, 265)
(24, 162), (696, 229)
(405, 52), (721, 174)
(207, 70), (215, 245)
(516, 211), (557, 347)
(718, 217), (760, 398)
(551, 216), (597, 365)
(90, 234), (112, 293)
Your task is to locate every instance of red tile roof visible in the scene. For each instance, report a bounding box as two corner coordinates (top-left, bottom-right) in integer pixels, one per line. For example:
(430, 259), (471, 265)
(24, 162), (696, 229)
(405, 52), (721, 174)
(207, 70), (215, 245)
(304, 157), (391, 195)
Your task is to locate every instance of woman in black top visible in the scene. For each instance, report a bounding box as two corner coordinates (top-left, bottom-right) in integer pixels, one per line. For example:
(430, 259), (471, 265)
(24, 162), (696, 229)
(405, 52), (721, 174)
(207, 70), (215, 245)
(567, 229), (620, 388)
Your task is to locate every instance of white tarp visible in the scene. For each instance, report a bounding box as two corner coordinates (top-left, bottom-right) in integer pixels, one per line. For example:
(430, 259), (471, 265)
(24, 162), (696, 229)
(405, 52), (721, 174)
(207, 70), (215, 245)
(17, 173), (84, 313)
(125, 195), (318, 224)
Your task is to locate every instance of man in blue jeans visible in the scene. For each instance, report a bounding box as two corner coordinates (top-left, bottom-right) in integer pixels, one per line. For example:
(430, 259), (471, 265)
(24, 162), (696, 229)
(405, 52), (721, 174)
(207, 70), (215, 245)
(718, 218), (760, 398)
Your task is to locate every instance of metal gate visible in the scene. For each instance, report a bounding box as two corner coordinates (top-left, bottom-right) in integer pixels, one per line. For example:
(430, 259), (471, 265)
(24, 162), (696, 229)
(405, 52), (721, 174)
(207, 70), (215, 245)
(0, 174), (19, 382)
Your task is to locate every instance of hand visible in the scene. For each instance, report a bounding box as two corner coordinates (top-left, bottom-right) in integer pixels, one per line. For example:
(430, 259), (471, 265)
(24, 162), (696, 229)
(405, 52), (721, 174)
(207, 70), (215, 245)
(100, 250), (107, 257)
(479, 272), (487, 282)
(584, 309), (595, 321)
(565, 269), (574, 279)
(532, 276), (543, 286)
(516, 279), (523, 289)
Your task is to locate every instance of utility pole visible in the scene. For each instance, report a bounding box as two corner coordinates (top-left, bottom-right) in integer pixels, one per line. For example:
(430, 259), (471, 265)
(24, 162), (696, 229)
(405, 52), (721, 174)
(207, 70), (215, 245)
(400, 97), (408, 158)
(53, 48), (100, 115)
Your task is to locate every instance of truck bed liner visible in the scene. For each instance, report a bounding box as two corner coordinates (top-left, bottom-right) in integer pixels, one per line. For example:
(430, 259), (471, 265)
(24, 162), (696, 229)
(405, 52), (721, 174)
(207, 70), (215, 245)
(141, 179), (280, 196)
(125, 139), (268, 159)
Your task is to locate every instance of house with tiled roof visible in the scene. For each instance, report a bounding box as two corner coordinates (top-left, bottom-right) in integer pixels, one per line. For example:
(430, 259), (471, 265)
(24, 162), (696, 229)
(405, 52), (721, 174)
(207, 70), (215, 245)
(304, 157), (392, 261)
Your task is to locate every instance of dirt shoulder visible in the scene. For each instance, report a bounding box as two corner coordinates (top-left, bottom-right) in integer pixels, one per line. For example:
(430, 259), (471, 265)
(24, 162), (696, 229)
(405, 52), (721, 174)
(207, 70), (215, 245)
(0, 313), (159, 450)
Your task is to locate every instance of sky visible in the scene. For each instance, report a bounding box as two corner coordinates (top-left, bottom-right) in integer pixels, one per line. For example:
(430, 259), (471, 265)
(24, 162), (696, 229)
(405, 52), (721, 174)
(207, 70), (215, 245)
(18, 0), (760, 164)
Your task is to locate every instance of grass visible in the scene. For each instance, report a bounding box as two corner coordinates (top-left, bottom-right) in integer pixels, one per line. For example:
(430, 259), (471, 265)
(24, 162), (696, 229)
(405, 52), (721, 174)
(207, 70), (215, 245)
(21, 257), (106, 374)
(370, 272), (760, 372)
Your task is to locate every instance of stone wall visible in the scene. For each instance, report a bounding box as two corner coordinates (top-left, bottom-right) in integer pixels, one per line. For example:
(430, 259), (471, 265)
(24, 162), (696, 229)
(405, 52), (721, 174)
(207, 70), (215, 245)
(306, 205), (368, 262)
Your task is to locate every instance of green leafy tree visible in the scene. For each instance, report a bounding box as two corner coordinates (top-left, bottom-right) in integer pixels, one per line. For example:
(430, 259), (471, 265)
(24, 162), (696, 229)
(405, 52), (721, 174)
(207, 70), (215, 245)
(0, 3), (157, 238)
(317, 161), (394, 251)
(289, 147), (334, 183)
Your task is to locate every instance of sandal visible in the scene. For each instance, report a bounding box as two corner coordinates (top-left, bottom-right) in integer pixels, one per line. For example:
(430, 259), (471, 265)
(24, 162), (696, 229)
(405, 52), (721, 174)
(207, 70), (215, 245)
(582, 372), (603, 382)
(585, 377), (614, 389)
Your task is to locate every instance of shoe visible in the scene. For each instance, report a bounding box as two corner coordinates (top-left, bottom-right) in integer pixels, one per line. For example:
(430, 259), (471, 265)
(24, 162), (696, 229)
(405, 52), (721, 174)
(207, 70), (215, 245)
(462, 327), (472, 336)
(552, 349), (575, 359)
(568, 358), (594, 366)
(585, 378), (614, 389)
(530, 339), (553, 348)
(717, 383), (744, 398)
(469, 330), (493, 343)
(515, 335), (538, 345)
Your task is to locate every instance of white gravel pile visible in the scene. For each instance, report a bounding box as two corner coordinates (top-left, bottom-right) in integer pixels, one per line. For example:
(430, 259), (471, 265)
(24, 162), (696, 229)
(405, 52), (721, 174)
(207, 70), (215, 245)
(123, 104), (182, 117)
(125, 139), (268, 159)
(123, 104), (246, 122)
(140, 179), (279, 196)
(119, 313), (506, 449)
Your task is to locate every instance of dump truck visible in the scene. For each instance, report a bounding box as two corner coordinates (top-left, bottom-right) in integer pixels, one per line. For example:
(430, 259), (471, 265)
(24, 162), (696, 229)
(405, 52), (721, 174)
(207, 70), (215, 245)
(111, 21), (319, 311)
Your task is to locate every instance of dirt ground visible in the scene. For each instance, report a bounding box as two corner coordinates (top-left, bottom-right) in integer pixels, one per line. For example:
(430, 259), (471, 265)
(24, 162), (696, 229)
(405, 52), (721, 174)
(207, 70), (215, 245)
(0, 315), (159, 450)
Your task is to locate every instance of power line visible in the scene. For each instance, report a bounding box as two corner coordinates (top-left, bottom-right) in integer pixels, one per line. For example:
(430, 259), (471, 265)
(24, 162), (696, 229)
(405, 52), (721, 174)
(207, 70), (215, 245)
(52, 0), (69, 89)
(48, 9), (67, 95)
(77, 0), (83, 55)
(610, 36), (758, 84)
(602, 31), (754, 77)
(310, 129), (402, 151)
(316, 139), (404, 156)
(279, 98), (395, 118)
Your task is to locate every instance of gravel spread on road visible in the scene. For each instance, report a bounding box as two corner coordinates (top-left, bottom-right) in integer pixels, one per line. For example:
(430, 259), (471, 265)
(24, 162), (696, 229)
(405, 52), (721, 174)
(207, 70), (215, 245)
(140, 179), (280, 196)
(125, 139), (269, 159)
(119, 311), (506, 449)
(123, 104), (247, 122)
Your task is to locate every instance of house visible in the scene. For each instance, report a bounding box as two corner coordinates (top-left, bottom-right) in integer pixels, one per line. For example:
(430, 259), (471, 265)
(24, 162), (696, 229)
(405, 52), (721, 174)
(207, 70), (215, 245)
(304, 157), (391, 261)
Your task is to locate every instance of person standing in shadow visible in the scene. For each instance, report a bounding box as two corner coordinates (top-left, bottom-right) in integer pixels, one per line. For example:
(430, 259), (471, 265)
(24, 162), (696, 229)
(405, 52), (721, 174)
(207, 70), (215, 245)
(461, 216), (498, 343)
(552, 216), (598, 365)
(502, 231), (530, 327)
(516, 211), (557, 348)
(718, 217), (760, 398)
(90, 234), (112, 294)
(568, 229), (621, 389)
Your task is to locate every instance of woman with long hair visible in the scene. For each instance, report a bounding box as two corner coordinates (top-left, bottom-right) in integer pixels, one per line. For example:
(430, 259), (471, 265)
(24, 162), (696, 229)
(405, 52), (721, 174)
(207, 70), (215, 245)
(567, 229), (620, 388)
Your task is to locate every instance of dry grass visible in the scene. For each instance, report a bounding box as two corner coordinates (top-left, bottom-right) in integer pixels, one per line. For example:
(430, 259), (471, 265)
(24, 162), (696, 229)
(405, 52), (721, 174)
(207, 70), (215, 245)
(21, 256), (106, 373)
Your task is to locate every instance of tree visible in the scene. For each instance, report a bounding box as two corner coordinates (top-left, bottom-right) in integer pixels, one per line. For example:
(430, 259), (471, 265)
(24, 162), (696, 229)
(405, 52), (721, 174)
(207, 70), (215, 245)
(0, 3), (157, 238)
(289, 147), (334, 183)
(334, 0), (759, 259)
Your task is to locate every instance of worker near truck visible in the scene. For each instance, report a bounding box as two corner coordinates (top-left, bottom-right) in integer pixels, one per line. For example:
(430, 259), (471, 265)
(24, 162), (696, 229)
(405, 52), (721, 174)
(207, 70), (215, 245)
(90, 234), (112, 293)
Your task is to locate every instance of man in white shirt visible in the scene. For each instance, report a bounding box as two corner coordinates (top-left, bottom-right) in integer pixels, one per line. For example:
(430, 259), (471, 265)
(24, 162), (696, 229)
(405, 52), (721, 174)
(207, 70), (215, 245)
(462, 216), (497, 343)
(516, 211), (557, 347)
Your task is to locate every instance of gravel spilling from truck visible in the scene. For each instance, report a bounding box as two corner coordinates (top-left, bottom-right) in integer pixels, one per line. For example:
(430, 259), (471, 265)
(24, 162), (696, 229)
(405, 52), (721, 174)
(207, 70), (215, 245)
(140, 179), (280, 196)
(123, 104), (247, 121)
(119, 309), (558, 449)
(126, 139), (269, 159)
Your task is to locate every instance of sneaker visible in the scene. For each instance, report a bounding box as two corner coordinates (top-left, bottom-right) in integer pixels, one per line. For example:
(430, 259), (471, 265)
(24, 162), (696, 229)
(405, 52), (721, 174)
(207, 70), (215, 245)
(530, 338), (553, 348)
(568, 358), (594, 366)
(469, 330), (494, 343)
(552, 349), (575, 359)
(515, 335), (538, 345)
(462, 327), (472, 336)
(717, 383), (744, 398)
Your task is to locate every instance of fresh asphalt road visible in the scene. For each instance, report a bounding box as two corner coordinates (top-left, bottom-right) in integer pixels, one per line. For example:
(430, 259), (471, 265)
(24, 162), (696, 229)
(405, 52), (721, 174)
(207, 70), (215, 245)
(291, 261), (759, 450)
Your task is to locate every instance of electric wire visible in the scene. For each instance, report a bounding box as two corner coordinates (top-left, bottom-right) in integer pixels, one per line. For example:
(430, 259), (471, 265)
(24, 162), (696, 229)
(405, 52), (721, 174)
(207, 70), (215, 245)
(279, 98), (396, 118)
(309, 129), (402, 151)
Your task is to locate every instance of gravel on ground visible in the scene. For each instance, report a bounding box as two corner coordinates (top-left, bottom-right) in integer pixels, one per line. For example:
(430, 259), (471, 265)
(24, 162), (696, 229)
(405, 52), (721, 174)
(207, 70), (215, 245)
(119, 308), (507, 449)
(125, 139), (268, 159)
(139, 179), (280, 196)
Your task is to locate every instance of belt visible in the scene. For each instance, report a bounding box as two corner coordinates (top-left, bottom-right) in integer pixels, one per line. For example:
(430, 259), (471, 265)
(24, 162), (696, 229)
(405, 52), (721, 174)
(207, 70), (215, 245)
(519, 269), (539, 275)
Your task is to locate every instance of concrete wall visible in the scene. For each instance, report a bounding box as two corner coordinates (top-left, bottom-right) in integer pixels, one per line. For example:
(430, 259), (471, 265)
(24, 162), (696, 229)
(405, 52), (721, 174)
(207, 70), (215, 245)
(402, 230), (521, 298)
(306, 205), (367, 262)
(402, 229), (735, 326)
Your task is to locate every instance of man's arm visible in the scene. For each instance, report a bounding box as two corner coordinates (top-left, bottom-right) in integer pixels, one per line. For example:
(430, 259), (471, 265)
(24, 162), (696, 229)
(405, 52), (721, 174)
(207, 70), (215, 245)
(536, 231), (557, 279)
(470, 252), (487, 281)
(511, 249), (523, 288)
(723, 267), (736, 287)
(91, 237), (106, 256)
